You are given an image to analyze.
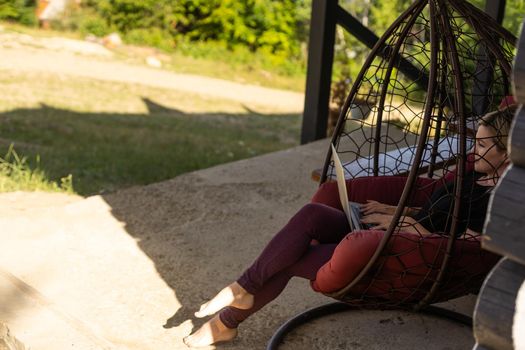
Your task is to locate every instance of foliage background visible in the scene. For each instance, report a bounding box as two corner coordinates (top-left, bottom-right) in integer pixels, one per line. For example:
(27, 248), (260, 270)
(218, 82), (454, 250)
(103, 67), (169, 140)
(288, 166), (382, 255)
(1, 0), (523, 82)
(0, 0), (37, 25)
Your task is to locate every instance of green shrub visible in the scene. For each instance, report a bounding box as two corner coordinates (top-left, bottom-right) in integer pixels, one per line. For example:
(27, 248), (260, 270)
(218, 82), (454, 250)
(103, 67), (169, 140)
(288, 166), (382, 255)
(46, 4), (111, 37)
(83, 0), (310, 70)
(125, 27), (174, 51)
(174, 38), (305, 77)
(0, 0), (37, 26)
(95, 0), (169, 33)
(80, 13), (111, 37)
(169, 0), (308, 58)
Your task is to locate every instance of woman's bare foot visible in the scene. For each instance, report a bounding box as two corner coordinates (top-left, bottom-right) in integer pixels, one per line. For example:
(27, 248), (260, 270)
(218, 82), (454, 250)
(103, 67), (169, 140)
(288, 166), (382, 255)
(194, 282), (254, 318)
(183, 314), (238, 348)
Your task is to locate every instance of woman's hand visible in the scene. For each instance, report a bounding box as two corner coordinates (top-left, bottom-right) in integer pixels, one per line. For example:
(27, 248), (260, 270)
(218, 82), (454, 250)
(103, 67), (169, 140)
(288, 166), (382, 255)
(361, 213), (393, 230)
(361, 214), (434, 236)
(361, 200), (420, 216)
(397, 216), (433, 236)
(361, 200), (397, 215)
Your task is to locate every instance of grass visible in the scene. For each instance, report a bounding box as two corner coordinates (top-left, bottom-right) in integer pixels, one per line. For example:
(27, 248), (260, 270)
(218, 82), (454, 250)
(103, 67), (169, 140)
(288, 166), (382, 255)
(0, 21), (80, 40)
(0, 144), (73, 193)
(152, 50), (305, 92)
(0, 70), (301, 195)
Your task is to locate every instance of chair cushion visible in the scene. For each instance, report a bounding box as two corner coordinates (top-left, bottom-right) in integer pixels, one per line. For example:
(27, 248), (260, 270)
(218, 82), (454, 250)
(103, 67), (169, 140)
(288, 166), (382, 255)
(311, 230), (499, 303)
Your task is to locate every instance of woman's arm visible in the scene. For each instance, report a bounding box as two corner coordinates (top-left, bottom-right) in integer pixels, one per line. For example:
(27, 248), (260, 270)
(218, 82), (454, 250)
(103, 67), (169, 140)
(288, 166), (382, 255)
(361, 213), (433, 236)
(361, 200), (421, 217)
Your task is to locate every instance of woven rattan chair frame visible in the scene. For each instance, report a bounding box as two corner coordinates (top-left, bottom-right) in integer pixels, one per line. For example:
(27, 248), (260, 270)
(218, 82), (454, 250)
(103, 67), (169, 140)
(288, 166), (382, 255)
(323, 0), (515, 307)
(268, 0), (516, 348)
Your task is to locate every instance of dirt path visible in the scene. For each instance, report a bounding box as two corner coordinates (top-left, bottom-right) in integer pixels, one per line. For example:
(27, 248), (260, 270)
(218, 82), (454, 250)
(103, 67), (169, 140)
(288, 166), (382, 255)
(0, 29), (304, 112)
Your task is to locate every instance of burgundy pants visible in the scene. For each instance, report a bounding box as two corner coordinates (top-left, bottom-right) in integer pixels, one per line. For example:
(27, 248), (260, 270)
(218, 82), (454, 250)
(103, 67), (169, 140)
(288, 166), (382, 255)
(219, 203), (349, 328)
(219, 176), (427, 328)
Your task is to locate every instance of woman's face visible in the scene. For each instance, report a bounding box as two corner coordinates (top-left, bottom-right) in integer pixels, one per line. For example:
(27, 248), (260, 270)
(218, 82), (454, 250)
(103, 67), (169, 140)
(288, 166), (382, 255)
(473, 124), (508, 175)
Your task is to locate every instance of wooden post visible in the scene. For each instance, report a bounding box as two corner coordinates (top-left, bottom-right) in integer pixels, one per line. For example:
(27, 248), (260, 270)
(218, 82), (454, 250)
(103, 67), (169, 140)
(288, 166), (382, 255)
(300, 0), (338, 144)
(471, 0), (506, 115)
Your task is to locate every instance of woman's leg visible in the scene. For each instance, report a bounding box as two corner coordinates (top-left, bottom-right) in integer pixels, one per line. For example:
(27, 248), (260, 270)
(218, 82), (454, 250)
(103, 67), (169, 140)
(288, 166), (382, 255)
(184, 243), (337, 347)
(220, 243), (337, 328)
(195, 203), (349, 318)
(237, 202), (349, 294)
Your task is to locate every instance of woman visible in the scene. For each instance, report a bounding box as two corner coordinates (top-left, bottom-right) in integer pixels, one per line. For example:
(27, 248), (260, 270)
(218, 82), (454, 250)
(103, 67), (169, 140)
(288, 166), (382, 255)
(183, 106), (515, 347)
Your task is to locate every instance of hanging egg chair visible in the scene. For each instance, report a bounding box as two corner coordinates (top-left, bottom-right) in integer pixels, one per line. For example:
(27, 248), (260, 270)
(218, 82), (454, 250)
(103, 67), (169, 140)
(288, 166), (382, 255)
(268, 0), (516, 348)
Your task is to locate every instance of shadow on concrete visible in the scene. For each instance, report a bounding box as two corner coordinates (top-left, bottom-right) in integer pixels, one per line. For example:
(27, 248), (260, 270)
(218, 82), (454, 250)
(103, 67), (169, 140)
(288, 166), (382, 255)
(99, 165), (312, 343)
(94, 132), (328, 348)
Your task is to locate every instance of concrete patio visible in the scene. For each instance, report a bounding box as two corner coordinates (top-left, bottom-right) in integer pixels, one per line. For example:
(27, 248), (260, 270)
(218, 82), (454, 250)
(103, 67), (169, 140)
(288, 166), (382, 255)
(0, 138), (475, 349)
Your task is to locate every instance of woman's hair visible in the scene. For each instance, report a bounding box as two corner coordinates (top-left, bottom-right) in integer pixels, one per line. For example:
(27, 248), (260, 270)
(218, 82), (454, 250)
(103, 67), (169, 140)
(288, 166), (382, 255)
(478, 104), (518, 151)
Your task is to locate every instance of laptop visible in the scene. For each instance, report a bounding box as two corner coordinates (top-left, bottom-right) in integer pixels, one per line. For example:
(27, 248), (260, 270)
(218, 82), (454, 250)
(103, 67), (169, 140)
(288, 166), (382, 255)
(331, 144), (371, 231)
